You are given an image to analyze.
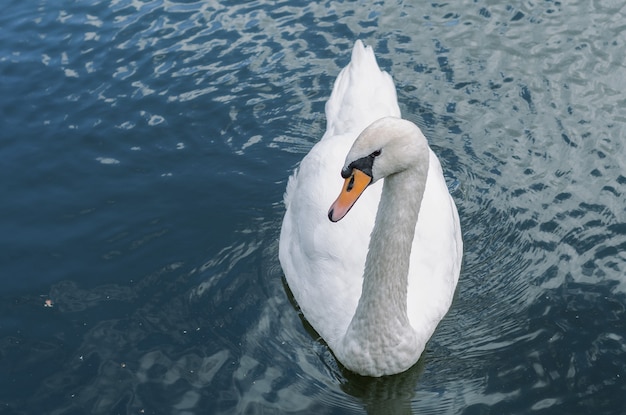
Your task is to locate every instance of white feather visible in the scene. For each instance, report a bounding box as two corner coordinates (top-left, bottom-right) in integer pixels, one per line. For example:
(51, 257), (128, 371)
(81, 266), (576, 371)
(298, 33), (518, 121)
(279, 40), (462, 377)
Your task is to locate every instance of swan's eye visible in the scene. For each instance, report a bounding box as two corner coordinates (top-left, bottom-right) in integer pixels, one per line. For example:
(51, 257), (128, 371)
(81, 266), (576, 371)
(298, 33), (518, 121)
(346, 175), (355, 192)
(370, 150), (381, 157)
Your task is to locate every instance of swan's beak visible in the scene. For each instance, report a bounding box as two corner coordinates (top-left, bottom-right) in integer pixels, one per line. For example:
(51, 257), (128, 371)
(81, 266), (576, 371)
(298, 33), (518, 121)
(328, 169), (372, 222)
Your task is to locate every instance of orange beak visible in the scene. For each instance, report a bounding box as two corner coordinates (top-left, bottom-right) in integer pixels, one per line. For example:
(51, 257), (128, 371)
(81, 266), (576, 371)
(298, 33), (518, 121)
(328, 169), (372, 222)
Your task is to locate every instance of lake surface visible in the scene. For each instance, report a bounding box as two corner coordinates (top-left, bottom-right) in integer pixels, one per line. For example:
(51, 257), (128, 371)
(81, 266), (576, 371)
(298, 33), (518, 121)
(2, 0), (626, 413)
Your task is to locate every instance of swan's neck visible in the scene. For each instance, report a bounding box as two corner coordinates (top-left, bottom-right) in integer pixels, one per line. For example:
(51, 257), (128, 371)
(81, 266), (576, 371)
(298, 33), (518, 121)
(339, 155), (429, 375)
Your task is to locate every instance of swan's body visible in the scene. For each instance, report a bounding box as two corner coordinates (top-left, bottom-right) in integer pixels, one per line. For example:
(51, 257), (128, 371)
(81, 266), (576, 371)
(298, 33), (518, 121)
(279, 41), (462, 377)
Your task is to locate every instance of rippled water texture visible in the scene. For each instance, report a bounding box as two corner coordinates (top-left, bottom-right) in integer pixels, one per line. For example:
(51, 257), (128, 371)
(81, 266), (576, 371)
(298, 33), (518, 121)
(2, 0), (626, 414)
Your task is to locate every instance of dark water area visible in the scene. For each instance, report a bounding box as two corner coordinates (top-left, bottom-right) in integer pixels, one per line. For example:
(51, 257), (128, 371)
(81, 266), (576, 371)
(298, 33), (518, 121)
(1, 0), (626, 414)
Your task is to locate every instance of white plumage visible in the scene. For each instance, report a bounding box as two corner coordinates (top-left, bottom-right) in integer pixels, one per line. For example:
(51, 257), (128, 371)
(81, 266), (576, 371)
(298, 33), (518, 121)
(279, 40), (463, 377)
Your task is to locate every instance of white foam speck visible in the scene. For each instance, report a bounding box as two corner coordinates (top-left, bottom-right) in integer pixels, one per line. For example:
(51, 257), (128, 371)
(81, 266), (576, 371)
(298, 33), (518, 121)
(242, 135), (262, 151)
(86, 14), (103, 28)
(113, 65), (136, 80)
(57, 11), (72, 24)
(117, 121), (135, 130)
(85, 32), (100, 41)
(64, 68), (79, 78)
(148, 115), (164, 126)
(96, 157), (120, 165)
(131, 81), (155, 97)
(169, 86), (218, 103)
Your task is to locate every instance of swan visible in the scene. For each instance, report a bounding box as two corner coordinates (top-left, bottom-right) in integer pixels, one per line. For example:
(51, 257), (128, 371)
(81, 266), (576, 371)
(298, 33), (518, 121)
(279, 40), (463, 377)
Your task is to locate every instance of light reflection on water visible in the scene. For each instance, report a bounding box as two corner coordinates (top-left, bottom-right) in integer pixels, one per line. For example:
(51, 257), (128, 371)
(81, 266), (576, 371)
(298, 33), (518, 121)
(1, 0), (626, 414)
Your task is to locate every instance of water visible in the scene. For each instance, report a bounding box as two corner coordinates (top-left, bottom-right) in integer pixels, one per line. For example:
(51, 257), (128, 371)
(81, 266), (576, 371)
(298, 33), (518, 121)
(1, 0), (626, 413)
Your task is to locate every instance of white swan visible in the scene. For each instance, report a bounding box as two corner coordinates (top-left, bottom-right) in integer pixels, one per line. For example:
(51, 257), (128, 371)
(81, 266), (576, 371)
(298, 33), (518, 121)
(279, 40), (463, 377)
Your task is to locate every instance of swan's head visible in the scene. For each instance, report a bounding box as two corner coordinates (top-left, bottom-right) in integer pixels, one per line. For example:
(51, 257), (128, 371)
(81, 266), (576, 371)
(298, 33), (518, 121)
(328, 117), (428, 222)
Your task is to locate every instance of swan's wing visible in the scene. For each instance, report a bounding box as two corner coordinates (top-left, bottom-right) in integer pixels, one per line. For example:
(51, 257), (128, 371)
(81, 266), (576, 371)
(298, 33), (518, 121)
(280, 134), (383, 347)
(280, 40), (403, 348)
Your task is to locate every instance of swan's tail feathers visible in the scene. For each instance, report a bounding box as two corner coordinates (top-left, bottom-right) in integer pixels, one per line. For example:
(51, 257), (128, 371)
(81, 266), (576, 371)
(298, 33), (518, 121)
(324, 40), (401, 138)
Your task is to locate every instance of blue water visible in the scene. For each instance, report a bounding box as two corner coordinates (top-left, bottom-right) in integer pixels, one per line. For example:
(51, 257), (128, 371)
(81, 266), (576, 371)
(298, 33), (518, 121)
(2, 0), (626, 413)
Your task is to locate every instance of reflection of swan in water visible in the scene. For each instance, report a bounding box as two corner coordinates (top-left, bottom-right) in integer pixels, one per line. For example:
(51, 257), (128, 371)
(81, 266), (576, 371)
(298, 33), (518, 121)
(285, 280), (425, 414)
(279, 40), (463, 376)
(341, 358), (425, 414)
